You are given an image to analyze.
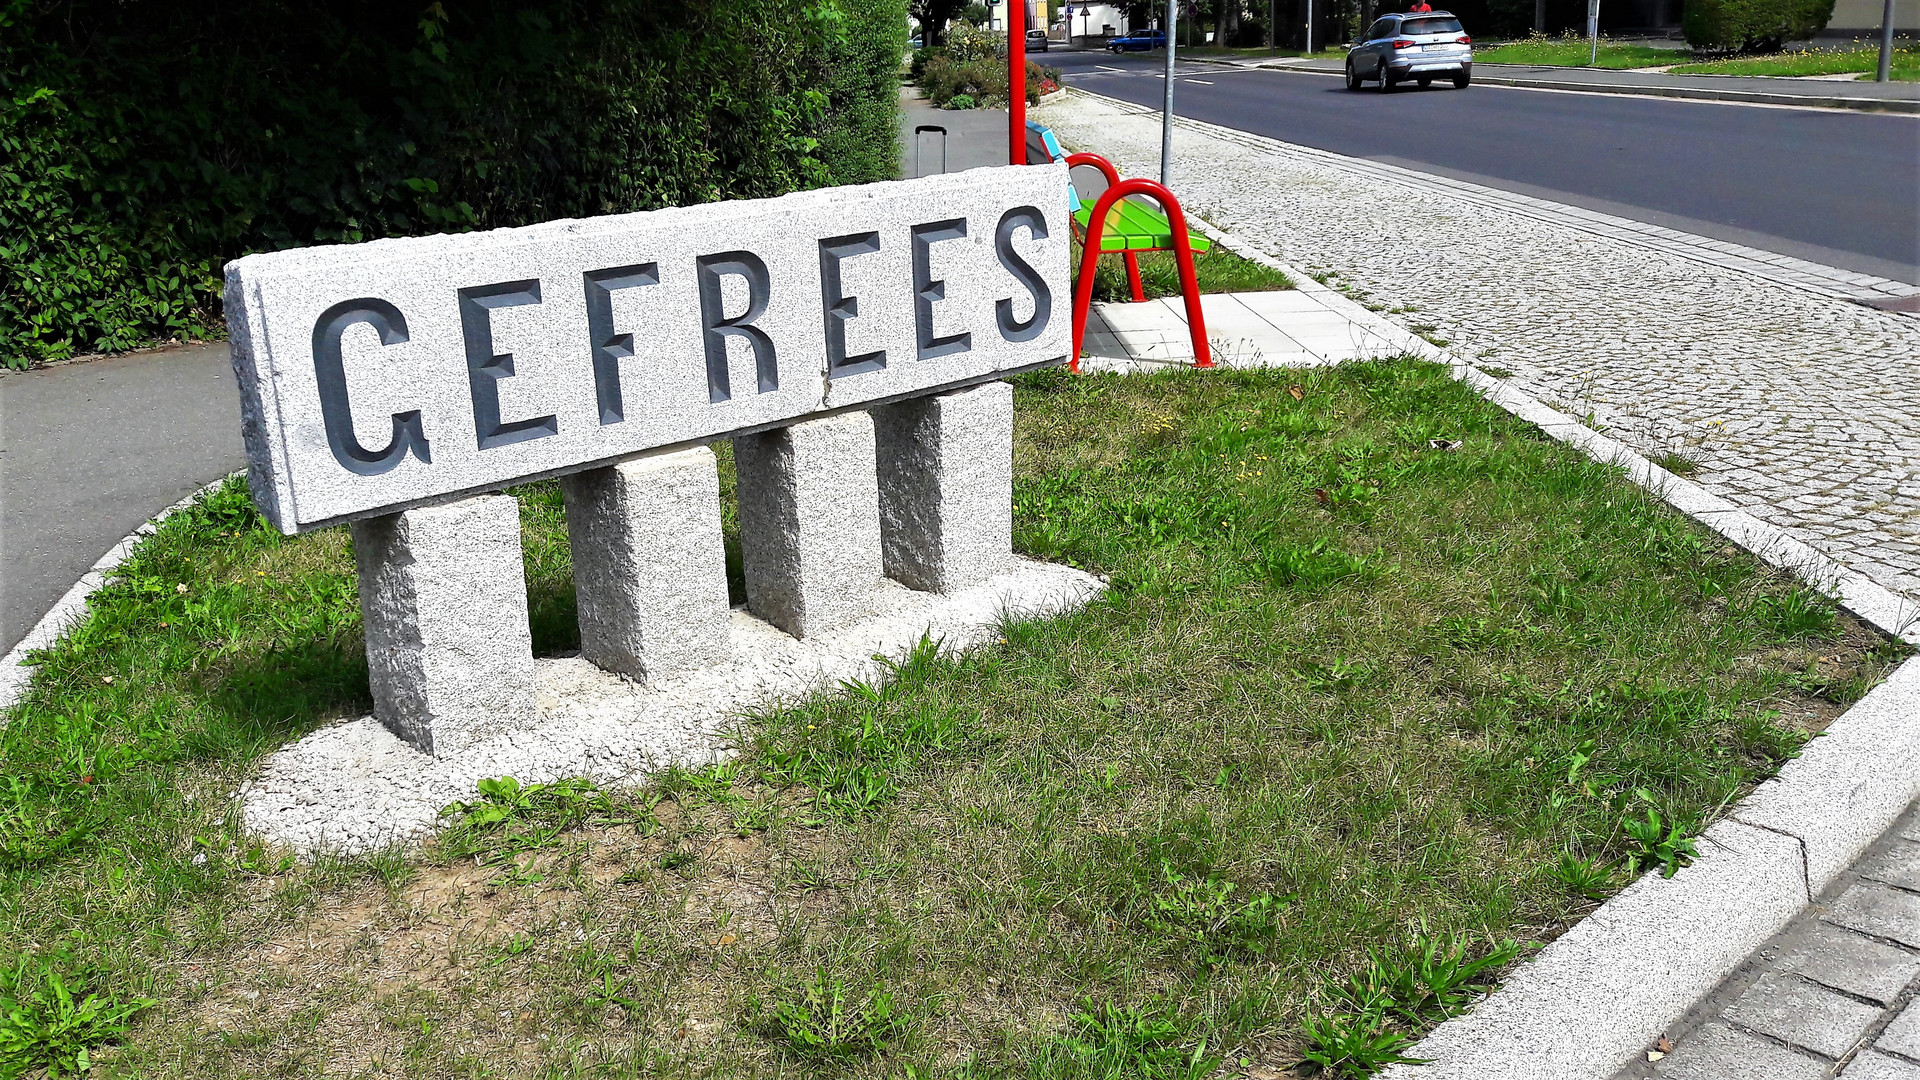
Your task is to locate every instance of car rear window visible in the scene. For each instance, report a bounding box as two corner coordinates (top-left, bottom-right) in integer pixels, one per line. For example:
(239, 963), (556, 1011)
(1402, 16), (1464, 34)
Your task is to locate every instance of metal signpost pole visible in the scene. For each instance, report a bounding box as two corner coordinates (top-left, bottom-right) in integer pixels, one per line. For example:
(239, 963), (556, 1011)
(1587, 0), (1600, 64)
(1161, 0), (1177, 187)
(1877, 0), (1895, 81)
(1010, 0), (1027, 166)
(1306, 0), (1313, 54)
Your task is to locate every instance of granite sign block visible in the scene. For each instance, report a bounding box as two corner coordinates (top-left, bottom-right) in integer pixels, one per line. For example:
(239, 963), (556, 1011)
(225, 164), (1070, 533)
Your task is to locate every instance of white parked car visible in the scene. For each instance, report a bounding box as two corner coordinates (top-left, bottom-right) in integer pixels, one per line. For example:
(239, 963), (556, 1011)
(1346, 12), (1473, 91)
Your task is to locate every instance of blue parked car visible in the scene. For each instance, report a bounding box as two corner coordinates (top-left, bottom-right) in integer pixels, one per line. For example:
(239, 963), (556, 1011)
(1106, 29), (1166, 51)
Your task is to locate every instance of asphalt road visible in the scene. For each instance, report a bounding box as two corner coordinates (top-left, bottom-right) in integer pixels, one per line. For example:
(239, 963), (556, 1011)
(1050, 50), (1920, 283)
(0, 344), (243, 655)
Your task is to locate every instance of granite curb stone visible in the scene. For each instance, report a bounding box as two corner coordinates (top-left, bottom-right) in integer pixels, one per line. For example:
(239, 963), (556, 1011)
(1729, 659), (1920, 893)
(1379, 820), (1808, 1079)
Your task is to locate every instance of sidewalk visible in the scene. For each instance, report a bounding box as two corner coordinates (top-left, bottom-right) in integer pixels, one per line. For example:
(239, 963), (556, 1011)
(1080, 289), (1412, 370)
(0, 344), (243, 655)
(1205, 54), (1920, 112)
(899, 86), (1009, 176)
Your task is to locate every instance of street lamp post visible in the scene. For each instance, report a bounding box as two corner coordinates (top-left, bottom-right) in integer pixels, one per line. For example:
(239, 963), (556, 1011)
(1877, 0), (1896, 81)
(1161, 0), (1177, 187)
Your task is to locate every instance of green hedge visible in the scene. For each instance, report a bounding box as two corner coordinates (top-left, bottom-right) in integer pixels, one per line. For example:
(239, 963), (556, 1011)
(1683, 0), (1836, 52)
(0, 0), (905, 370)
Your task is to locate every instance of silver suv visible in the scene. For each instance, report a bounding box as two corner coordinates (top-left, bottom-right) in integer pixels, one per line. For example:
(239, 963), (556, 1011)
(1345, 12), (1472, 91)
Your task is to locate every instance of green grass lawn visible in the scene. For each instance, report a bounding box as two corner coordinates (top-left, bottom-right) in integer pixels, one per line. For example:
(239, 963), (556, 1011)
(1083, 242), (1293, 304)
(1670, 44), (1920, 80)
(1473, 36), (1680, 68)
(0, 361), (1904, 1078)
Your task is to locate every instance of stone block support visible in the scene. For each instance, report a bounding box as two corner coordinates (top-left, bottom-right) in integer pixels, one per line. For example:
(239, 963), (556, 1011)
(561, 448), (732, 680)
(735, 411), (884, 638)
(350, 493), (536, 757)
(874, 381), (1014, 593)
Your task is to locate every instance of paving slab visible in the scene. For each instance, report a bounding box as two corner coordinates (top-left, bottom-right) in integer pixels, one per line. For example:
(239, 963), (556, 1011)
(1775, 921), (1920, 1007)
(1860, 840), (1920, 893)
(1829, 882), (1920, 950)
(1850, 1050), (1920, 1080)
(1878, 999), (1920, 1060)
(1720, 972), (1882, 1058)
(1652, 1022), (1828, 1079)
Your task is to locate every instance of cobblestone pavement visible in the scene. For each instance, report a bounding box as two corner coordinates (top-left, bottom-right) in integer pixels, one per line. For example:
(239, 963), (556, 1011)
(1612, 803), (1920, 1079)
(1032, 91), (1920, 614)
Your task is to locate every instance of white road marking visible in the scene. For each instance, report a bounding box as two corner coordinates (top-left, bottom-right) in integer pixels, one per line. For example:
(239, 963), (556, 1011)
(1245, 64), (1917, 114)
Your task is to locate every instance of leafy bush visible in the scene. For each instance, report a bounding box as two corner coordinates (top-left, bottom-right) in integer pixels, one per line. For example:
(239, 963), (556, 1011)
(918, 53), (1055, 106)
(1, 0), (905, 369)
(1683, 0), (1836, 53)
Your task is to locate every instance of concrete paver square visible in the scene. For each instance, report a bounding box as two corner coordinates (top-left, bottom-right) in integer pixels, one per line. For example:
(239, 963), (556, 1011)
(1858, 839), (1920, 893)
(1231, 289), (1335, 316)
(1093, 298), (1185, 333)
(1896, 812), (1920, 847)
(1198, 296), (1303, 344)
(1828, 882), (1920, 949)
(1251, 308), (1358, 334)
(1776, 921), (1920, 1006)
(1654, 1021), (1830, 1079)
(1721, 972), (1882, 1058)
(1849, 1050), (1920, 1080)
(1212, 341), (1316, 367)
(1112, 330), (1193, 359)
(1879, 998), (1920, 1060)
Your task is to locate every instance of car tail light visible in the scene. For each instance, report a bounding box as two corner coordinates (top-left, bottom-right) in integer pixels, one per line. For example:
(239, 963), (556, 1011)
(1392, 38), (1415, 47)
(1457, 34), (1472, 43)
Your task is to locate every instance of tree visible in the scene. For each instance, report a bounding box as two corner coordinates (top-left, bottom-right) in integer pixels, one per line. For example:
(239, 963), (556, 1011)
(910, 0), (968, 43)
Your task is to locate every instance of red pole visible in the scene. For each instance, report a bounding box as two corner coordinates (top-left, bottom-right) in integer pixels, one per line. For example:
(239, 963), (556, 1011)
(1009, 0), (1027, 165)
(1069, 178), (1211, 372)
